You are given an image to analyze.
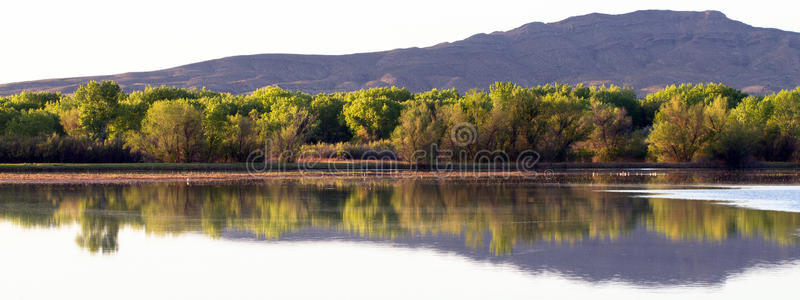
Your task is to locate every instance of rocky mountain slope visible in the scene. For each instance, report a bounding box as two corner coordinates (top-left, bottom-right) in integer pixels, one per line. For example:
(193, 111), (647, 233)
(2, 10), (799, 96)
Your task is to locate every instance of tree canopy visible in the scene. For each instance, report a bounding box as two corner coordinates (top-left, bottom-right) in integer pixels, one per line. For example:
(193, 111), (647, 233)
(3, 80), (800, 165)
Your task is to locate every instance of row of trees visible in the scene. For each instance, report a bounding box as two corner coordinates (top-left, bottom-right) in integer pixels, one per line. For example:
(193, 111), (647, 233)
(392, 82), (800, 165)
(0, 81), (798, 164)
(646, 86), (799, 164)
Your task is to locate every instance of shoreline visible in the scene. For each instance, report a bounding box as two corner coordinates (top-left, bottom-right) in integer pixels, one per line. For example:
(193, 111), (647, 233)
(0, 161), (799, 173)
(1, 166), (799, 185)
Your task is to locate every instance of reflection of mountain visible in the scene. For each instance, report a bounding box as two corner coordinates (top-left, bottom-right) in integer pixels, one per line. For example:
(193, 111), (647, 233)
(230, 227), (800, 286)
(1, 181), (799, 285)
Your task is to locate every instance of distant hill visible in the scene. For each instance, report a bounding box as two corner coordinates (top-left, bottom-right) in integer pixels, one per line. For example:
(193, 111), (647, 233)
(3, 10), (800, 96)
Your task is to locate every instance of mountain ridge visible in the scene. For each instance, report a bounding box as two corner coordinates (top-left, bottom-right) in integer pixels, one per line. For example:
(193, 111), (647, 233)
(3, 9), (800, 96)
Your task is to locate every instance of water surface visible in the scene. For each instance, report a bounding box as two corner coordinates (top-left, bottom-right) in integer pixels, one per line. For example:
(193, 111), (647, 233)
(1, 172), (799, 299)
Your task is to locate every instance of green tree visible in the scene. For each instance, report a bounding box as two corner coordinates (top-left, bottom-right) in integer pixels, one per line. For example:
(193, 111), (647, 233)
(129, 100), (205, 162)
(247, 86), (310, 112)
(727, 97), (771, 160)
(109, 99), (148, 137)
(55, 108), (83, 137)
(479, 82), (547, 157)
(309, 94), (351, 143)
(2, 91), (61, 111)
(0, 107), (20, 133)
(259, 103), (316, 162)
(391, 100), (445, 164)
(764, 88), (800, 161)
(641, 83), (747, 127)
(647, 97), (710, 162)
(703, 96), (730, 139)
(345, 87), (414, 103)
(457, 89), (492, 125)
(587, 102), (632, 162)
(709, 118), (759, 166)
(342, 95), (403, 140)
(127, 85), (216, 105)
(3, 109), (64, 137)
(221, 112), (261, 162)
(413, 88), (460, 103)
(201, 96), (241, 160)
(590, 85), (644, 128)
(539, 94), (592, 161)
(75, 81), (124, 140)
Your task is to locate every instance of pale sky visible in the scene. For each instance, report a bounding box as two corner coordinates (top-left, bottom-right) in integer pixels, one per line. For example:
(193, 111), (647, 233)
(1, 0), (799, 84)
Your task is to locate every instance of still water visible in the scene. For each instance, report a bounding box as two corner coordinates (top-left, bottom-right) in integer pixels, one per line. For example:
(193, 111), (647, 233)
(1, 172), (800, 299)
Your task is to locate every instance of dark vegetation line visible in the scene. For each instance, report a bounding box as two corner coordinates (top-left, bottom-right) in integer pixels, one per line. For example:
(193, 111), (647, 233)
(0, 81), (798, 166)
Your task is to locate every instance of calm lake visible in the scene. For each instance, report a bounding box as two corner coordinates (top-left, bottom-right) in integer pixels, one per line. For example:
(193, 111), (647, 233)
(1, 170), (800, 299)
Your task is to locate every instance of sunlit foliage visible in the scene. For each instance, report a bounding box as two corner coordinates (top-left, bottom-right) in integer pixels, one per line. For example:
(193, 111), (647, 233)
(2, 81), (800, 164)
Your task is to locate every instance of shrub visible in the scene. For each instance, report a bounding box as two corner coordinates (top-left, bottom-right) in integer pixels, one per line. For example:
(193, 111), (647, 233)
(0, 135), (139, 163)
(709, 119), (759, 166)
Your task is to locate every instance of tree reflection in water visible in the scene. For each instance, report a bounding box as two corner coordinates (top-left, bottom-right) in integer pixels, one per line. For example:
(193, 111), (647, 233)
(0, 179), (798, 255)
